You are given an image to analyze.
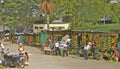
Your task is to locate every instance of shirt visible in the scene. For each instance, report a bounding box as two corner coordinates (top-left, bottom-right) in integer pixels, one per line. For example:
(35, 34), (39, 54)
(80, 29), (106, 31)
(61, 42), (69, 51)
(55, 42), (59, 47)
(114, 51), (119, 58)
(18, 46), (24, 52)
(84, 44), (90, 50)
(1, 44), (4, 49)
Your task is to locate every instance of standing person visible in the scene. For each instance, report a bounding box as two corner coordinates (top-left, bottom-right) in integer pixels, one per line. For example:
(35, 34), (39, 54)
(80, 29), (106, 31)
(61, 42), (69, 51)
(62, 38), (71, 57)
(55, 41), (61, 56)
(63, 42), (69, 57)
(29, 38), (33, 46)
(83, 42), (91, 60)
(0, 42), (5, 54)
(48, 37), (54, 50)
(18, 43), (24, 55)
(91, 41), (96, 57)
(48, 38), (52, 47)
(78, 40), (83, 57)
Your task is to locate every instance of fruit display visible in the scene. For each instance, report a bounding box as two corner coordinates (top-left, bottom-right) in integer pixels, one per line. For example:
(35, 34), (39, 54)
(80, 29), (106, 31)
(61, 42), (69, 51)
(19, 30), (119, 62)
(71, 35), (78, 47)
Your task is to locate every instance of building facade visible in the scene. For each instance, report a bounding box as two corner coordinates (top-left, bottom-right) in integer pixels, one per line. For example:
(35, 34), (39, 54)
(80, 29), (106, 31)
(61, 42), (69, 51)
(33, 23), (70, 33)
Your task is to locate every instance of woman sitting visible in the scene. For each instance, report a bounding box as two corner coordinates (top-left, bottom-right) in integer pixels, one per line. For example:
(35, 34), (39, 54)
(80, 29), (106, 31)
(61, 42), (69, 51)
(23, 52), (29, 65)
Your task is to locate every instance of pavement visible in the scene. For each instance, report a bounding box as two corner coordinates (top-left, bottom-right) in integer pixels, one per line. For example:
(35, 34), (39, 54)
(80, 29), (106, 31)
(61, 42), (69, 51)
(1, 41), (120, 69)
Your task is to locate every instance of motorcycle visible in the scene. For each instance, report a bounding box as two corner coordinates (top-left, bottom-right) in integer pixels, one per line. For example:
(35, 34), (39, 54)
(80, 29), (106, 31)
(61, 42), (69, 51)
(2, 54), (25, 68)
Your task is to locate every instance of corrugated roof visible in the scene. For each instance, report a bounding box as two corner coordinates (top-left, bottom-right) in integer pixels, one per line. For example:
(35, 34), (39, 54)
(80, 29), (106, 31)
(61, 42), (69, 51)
(0, 26), (11, 32)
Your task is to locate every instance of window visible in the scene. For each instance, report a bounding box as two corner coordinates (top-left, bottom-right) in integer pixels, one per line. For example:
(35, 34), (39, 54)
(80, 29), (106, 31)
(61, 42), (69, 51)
(35, 27), (38, 29)
(39, 27), (43, 29)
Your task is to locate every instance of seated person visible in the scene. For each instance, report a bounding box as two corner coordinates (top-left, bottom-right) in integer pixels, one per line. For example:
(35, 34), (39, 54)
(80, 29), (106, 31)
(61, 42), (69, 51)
(18, 43), (24, 55)
(23, 52), (29, 65)
(113, 49), (119, 62)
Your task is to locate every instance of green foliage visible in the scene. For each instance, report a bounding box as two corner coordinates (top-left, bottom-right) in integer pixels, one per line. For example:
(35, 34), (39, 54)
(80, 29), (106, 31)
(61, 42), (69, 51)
(54, 0), (120, 30)
(110, 3), (120, 23)
(0, 0), (40, 30)
(80, 24), (120, 32)
(0, 0), (120, 31)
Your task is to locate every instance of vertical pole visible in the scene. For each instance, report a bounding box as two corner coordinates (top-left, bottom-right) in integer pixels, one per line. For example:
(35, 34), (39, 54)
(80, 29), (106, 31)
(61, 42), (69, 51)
(47, 14), (50, 30)
(104, 0), (106, 24)
(3, 23), (5, 37)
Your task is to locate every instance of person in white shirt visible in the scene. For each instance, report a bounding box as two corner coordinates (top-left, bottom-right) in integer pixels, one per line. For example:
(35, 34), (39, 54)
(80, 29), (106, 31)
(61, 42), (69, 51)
(83, 42), (91, 60)
(0, 42), (5, 54)
(55, 41), (61, 56)
(18, 43), (24, 55)
(62, 42), (69, 57)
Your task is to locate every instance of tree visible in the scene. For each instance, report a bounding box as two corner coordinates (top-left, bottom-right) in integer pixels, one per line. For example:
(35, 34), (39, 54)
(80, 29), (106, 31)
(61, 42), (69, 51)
(0, 0), (119, 31)
(110, 2), (120, 23)
(40, 0), (55, 30)
(53, 0), (112, 30)
(0, 0), (41, 31)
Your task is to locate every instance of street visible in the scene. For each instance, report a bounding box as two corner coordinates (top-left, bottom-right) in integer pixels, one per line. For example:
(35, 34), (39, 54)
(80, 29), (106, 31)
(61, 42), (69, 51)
(3, 41), (120, 69)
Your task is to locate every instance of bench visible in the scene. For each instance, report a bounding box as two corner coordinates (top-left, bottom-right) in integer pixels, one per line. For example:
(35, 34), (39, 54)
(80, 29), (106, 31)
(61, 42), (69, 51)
(44, 46), (54, 55)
